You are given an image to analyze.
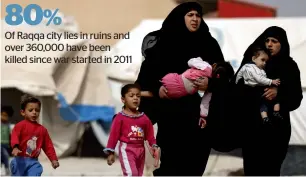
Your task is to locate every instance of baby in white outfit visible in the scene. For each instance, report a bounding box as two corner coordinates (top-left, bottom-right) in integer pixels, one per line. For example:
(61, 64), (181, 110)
(236, 46), (282, 123)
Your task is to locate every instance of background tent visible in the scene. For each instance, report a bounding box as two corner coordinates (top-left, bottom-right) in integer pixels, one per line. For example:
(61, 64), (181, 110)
(1, 11), (115, 157)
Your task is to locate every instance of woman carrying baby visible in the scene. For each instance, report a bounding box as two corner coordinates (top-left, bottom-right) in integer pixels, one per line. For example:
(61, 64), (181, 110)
(135, 2), (225, 175)
(234, 26), (303, 176)
(161, 57), (233, 128)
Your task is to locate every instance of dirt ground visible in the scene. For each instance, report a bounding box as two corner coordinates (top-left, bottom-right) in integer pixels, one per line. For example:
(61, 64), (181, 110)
(2, 146), (306, 176)
(0, 154), (243, 176)
(37, 154), (243, 176)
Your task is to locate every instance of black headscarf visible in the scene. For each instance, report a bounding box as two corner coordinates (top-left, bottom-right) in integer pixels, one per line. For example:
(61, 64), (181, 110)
(142, 2), (224, 67)
(159, 2), (207, 38)
(139, 2), (224, 94)
(235, 26), (291, 78)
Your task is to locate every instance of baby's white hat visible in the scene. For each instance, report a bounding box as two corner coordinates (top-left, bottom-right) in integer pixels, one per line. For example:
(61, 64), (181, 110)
(188, 57), (211, 70)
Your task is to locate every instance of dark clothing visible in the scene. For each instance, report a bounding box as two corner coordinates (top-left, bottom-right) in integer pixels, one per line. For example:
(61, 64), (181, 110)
(1, 144), (10, 168)
(135, 2), (225, 175)
(260, 99), (279, 113)
(260, 102), (268, 113)
(1, 123), (10, 170)
(1, 123), (10, 145)
(206, 70), (239, 152)
(258, 86), (279, 114)
(233, 26), (303, 176)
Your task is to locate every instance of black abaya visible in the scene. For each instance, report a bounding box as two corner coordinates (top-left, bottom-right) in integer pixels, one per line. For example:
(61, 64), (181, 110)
(233, 26), (303, 176)
(135, 2), (225, 176)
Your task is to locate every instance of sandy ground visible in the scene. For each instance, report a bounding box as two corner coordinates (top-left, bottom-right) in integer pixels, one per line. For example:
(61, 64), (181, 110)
(38, 155), (242, 176)
(2, 146), (306, 176)
(34, 140), (244, 176)
(0, 154), (243, 176)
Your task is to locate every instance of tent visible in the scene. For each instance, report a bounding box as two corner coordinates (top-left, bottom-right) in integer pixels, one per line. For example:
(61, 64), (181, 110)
(1, 11), (115, 157)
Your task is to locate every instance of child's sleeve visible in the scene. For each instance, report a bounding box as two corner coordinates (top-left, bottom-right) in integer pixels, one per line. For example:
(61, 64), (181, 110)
(42, 128), (58, 161)
(235, 67), (244, 84)
(145, 117), (157, 147)
(103, 115), (122, 153)
(246, 65), (272, 86)
(10, 123), (22, 148)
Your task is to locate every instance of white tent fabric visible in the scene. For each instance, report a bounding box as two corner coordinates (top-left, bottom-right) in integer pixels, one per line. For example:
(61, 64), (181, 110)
(1, 13), (114, 157)
(105, 18), (306, 146)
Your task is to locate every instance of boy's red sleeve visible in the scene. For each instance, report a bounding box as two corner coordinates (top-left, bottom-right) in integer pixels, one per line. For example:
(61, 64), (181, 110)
(10, 123), (22, 148)
(42, 128), (58, 161)
(145, 117), (157, 147)
(103, 115), (122, 153)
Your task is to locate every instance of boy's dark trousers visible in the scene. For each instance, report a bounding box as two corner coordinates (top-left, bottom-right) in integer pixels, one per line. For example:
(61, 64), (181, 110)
(1, 144), (10, 169)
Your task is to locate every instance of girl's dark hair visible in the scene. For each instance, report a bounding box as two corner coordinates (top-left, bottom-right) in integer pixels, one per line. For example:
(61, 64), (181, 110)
(1, 105), (14, 117)
(213, 61), (234, 80)
(20, 94), (41, 110)
(121, 83), (141, 97)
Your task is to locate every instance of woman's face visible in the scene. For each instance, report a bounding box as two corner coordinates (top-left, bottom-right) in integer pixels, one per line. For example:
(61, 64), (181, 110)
(265, 37), (281, 56)
(184, 10), (201, 32)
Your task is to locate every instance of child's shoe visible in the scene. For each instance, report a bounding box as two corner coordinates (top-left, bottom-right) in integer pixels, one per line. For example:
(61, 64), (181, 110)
(273, 111), (283, 120)
(263, 117), (272, 125)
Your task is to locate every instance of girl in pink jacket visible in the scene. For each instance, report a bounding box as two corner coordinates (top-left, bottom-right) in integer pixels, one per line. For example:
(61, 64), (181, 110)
(104, 84), (160, 176)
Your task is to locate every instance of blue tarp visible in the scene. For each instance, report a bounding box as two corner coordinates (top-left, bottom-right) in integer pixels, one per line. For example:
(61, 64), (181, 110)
(57, 93), (115, 122)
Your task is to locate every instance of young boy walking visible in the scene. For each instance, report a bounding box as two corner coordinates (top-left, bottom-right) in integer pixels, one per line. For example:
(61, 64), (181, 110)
(10, 94), (60, 176)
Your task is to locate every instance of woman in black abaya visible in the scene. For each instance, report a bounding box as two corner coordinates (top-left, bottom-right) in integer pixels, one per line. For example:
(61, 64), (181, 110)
(234, 26), (303, 176)
(135, 2), (225, 176)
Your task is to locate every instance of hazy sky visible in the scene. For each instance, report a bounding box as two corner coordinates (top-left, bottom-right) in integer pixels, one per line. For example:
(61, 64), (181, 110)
(240, 0), (306, 17)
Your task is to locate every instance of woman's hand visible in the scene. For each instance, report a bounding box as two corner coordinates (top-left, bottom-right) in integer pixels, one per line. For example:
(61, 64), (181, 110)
(193, 77), (209, 91)
(263, 87), (278, 100)
(159, 86), (169, 99)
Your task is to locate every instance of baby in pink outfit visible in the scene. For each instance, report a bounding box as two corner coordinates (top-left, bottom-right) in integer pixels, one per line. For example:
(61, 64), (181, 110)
(161, 57), (213, 128)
